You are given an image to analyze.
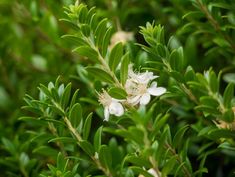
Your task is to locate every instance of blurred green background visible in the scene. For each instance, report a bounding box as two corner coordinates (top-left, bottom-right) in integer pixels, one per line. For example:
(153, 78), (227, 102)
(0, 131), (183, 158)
(0, 0), (235, 176)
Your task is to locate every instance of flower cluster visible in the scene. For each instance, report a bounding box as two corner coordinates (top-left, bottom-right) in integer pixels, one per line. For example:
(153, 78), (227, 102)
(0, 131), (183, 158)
(125, 64), (166, 106)
(98, 64), (166, 121)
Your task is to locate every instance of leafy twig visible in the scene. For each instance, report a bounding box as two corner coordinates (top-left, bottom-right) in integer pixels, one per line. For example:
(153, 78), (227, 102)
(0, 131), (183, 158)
(63, 116), (113, 177)
(195, 0), (235, 53)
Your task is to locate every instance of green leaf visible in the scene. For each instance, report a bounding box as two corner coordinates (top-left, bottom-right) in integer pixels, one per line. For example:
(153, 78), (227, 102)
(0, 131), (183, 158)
(120, 52), (130, 85)
(108, 87), (127, 99)
(163, 125), (172, 145)
(195, 105), (220, 115)
(69, 103), (82, 128)
(38, 84), (51, 98)
(200, 96), (219, 108)
(99, 145), (112, 170)
(30, 132), (53, 143)
(51, 87), (60, 102)
(194, 154), (208, 177)
(218, 142), (235, 151)
(208, 129), (235, 139)
(169, 47), (184, 71)
(86, 66), (114, 84)
(1, 137), (16, 155)
(60, 18), (80, 30)
(47, 164), (57, 174)
(114, 129), (131, 139)
(129, 127), (144, 144)
(169, 71), (184, 82)
(184, 66), (195, 82)
(61, 83), (72, 109)
(33, 146), (58, 157)
(162, 155), (177, 176)
(78, 4), (88, 23)
(124, 155), (151, 167)
(19, 152), (29, 167)
(58, 84), (64, 97)
(174, 162), (187, 177)
(187, 81), (206, 93)
(57, 153), (67, 171)
(213, 37), (230, 48)
(156, 43), (167, 58)
(94, 126), (103, 152)
(43, 118), (65, 127)
(193, 167), (208, 177)
(129, 167), (154, 177)
(61, 34), (88, 46)
(70, 89), (79, 108)
(83, 113), (93, 140)
(222, 109), (234, 123)
(81, 24), (90, 37)
(19, 116), (47, 126)
(94, 18), (108, 47)
(209, 2), (231, 10)
(101, 27), (114, 57)
(153, 114), (170, 134)
(223, 83), (234, 108)
(182, 11), (204, 19)
(79, 140), (95, 156)
(172, 125), (189, 149)
(89, 13), (98, 31)
(49, 105), (65, 116)
(109, 42), (123, 72)
(86, 7), (96, 24)
(48, 137), (76, 143)
(109, 138), (123, 166)
(223, 73), (235, 84)
(180, 139), (190, 162)
(73, 46), (99, 63)
(198, 126), (216, 137)
(125, 169), (134, 177)
(209, 71), (219, 93)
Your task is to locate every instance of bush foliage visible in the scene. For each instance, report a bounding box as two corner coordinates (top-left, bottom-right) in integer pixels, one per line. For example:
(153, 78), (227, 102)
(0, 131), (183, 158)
(0, 0), (235, 177)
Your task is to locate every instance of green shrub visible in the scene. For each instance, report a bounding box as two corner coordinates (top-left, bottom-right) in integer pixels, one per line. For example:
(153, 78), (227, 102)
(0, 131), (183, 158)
(0, 0), (235, 176)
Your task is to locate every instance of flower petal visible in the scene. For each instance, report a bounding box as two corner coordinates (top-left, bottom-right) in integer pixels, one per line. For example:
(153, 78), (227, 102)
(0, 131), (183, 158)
(127, 95), (141, 105)
(114, 103), (124, 116)
(104, 106), (110, 121)
(140, 93), (151, 105)
(148, 168), (159, 177)
(147, 87), (166, 96)
(109, 101), (124, 117)
(137, 72), (159, 84)
(150, 81), (157, 87)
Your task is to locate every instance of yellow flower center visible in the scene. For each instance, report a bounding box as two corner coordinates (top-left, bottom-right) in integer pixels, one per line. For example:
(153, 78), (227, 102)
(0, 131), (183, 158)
(98, 91), (112, 106)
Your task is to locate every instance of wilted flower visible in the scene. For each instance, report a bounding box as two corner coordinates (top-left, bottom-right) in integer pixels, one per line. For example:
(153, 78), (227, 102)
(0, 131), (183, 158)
(110, 31), (134, 48)
(125, 64), (166, 106)
(98, 90), (124, 121)
(213, 107), (235, 130)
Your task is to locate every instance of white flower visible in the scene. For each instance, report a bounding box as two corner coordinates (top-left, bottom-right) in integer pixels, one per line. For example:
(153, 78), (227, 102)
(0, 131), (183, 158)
(138, 168), (161, 177)
(127, 82), (166, 106)
(98, 90), (124, 121)
(128, 64), (158, 84)
(125, 64), (166, 106)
